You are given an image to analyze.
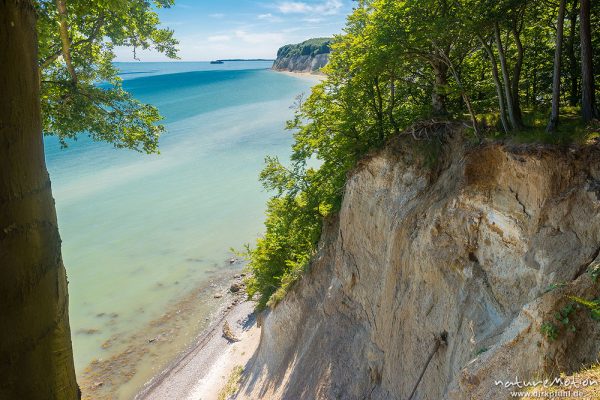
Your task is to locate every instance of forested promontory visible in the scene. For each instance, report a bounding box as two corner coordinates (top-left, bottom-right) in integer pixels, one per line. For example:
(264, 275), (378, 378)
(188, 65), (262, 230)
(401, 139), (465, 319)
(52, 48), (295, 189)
(272, 38), (331, 74)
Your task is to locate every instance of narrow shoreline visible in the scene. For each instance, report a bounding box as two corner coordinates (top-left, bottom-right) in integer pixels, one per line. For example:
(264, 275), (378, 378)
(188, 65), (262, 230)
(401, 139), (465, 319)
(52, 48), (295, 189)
(135, 281), (259, 400)
(78, 266), (247, 400)
(272, 68), (326, 81)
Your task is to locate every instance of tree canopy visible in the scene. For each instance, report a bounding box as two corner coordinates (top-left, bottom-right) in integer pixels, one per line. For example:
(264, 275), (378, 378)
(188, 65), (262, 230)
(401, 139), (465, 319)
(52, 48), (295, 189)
(36, 0), (178, 153)
(276, 37), (332, 58)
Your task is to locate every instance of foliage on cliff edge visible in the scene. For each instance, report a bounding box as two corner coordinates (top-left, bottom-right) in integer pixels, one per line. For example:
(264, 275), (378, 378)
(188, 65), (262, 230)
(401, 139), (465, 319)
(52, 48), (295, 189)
(245, 0), (600, 309)
(276, 37), (332, 59)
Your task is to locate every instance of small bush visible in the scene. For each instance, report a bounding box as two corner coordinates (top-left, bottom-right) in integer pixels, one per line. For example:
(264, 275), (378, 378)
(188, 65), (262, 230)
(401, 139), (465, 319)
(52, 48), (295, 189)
(541, 322), (558, 341)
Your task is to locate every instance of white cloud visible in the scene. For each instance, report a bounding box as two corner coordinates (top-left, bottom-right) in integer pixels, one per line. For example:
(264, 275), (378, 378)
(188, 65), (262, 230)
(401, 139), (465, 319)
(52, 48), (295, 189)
(113, 1), (349, 61)
(234, 30), (285, 45)
(276, 0), (342, 15)
(207, 35), (232, 42)
(257, 13), (283, 22)
(277, 2), (311, 13)
(186, 31), (285, 60)
(303, 17), (324, 23)
(115, 27), (291, 61)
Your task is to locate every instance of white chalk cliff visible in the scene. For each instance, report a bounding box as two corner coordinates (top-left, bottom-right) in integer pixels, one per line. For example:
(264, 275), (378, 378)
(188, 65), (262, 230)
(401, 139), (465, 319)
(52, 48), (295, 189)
(236, 129), (600, 399)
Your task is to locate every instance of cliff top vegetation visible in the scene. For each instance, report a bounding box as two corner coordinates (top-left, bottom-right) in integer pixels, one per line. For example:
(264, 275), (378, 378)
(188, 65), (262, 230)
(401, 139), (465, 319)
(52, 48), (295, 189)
(245, 0), (600, 310)
(276, 38), (332, 59)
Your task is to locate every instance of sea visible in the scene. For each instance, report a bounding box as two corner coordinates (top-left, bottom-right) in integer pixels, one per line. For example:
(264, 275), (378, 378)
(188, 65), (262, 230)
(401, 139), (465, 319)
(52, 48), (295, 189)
(43, 61), (316, 399)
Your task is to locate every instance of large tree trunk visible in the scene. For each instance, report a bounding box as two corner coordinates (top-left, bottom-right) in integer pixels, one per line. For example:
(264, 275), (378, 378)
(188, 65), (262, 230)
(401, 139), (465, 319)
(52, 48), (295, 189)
(567, 0), (579, 106)
(0, 1), (79, 399)
(430, 59), (449, 116)
(547, 0), (567, 132)
(580, 0), (598, 122)
(494, 22), (522, 131)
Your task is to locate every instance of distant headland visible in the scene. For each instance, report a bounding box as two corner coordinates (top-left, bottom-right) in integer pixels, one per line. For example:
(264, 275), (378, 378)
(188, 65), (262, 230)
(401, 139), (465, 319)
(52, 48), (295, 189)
(272, 38), (331, 74)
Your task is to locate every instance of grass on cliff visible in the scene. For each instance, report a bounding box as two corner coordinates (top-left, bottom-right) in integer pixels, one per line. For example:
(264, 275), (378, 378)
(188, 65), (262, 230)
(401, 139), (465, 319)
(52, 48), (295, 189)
(479, 107), (600, 146)
(217, 366), (244, 400)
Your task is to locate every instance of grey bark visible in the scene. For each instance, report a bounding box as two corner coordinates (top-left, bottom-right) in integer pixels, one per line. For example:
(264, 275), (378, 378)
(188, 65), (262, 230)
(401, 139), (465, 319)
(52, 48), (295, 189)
(511, 22), (524, 125)
(580, 0), (598, 122)
(547, 0), (567, 132)
(431, 60), (449, 116)
(494, 22), (522, 131)
(0, 0), (79, 398)
(567, 0), (579, 106)
(479, 35), (511, 133)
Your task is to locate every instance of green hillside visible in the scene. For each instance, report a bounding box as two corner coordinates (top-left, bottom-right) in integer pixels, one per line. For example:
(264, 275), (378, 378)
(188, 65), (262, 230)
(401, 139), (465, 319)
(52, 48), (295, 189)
(276, 38), (332, 59)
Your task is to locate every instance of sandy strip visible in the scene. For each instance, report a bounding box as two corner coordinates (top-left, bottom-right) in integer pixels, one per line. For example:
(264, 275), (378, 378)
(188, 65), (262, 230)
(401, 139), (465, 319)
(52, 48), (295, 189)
(274, 69), (326, 81)
(136, 300), (260, 400)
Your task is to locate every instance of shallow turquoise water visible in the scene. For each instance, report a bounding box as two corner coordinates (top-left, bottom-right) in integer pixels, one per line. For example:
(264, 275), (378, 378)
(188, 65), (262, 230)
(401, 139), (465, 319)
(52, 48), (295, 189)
(44, 62), (314, 376)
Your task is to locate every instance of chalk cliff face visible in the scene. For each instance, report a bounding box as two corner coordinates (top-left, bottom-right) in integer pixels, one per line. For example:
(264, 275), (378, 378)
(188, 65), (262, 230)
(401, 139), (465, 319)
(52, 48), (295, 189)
(236, 131), (600, 399)
(272, 38), (331, 74)
(272, 53), (329, 74)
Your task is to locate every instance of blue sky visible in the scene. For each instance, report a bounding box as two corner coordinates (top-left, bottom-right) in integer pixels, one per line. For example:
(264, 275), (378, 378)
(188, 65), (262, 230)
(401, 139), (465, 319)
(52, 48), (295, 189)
(114, 0), (355, 61)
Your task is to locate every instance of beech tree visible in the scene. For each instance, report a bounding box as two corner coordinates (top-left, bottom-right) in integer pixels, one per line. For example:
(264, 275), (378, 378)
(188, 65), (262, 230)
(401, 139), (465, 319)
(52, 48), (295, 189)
(463, 0), (529, 131)
(492, 4), (527, 131)
(567, 0), (579, 106)
(1, 2), (79, 398)
(580, 0), (598, 122)
(547, 0), (567, 132)
(0, 0), (176, 398)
